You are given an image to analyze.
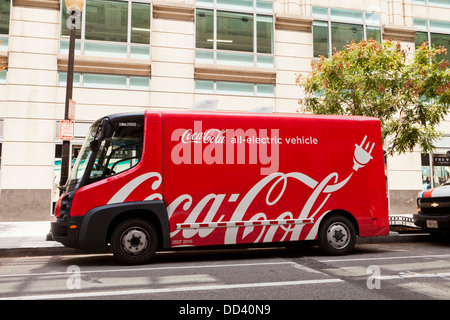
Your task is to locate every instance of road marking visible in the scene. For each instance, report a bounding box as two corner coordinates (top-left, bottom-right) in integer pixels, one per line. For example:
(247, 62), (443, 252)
(319, 253), (450, 263)
(0, 278), (344, 300)
(0, 261), (296, 279)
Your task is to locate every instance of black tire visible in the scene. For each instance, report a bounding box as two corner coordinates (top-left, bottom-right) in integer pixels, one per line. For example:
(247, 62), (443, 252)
(111, 218), (158, 265)
(318, 215), (356, 256)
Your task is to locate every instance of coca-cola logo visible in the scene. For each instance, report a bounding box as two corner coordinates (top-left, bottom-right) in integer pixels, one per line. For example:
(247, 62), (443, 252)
(181, 128), (226, 144)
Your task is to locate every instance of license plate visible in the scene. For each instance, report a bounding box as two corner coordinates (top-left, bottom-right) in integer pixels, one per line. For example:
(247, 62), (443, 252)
(427, 220), (438, 228)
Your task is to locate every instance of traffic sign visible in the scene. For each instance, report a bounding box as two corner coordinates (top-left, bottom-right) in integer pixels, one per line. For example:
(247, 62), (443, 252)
(60, 120), (75, 140)
(68, 99), (76, 121)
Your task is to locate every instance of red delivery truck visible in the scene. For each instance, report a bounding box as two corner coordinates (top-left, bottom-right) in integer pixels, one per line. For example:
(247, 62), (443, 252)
(51, 110), (389, 264)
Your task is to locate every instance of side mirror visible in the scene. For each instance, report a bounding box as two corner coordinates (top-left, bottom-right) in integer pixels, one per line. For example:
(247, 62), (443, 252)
(90, 118), (111, 152)
(89, 139), (100, 152)
(99, 118), (111, 141)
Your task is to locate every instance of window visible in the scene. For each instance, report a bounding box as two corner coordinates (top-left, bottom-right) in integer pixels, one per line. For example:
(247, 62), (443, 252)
(414, 18), (450, 63)
(0, 68), (5, 84)
(195, 0), (274, 67)
(312, 7), (381, 57)
(0, 0), (10, 35)
(58, 72), (149, 90)
(195, 80), (274, 97)
(413, 0), (450, 8)
(60, 0), (151, 59)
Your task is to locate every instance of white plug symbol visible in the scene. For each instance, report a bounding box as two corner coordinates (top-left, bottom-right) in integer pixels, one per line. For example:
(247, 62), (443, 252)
(353, 136), (375, 171)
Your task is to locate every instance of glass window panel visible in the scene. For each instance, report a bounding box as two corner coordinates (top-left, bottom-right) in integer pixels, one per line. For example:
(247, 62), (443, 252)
(330, 8), (363, 23)
(131, 2), (151, 44)
(217, 0), (253, 11)
(365, 12), (380, 25)
(312, 6), (328, 19)
(58, 72), (80, 86)
(257, 15), (273, 54)
(313, 21), (329, 57)
(0, 0), (10, 35)
(0, 37), (8, 50)
(366, 26), (381, 42)
(430, 32), (450, 62)
(196, 0), (214, 7)
(85, 0), (128, 43)
(257, 84), (274, 97)
(413, 18), (428, 31)
(130, 46), (150, 59)
(84, 41), (127, 57)
(61, 7), (82, 39)
(256, 0), (273, 13)
(83, 74), (127, 89)
(60, 40), (81, 55)
(129, 76), (149, 90)
(331, 22), (363, 52)
(217, 81), (254, 95)
(196, 9), (214, 49)
(195, 80), (214, 93)
(429, 0), (450, 8)
(217, 51), (253, 66)
(217, 11), (253, 52)
(415, 31), (428, 49)
(257, 55), (274, 67)
(429, 20), (450, 33)
(196, 50), (214, 63)
(412, 0), (426, 4)
(0, 69), (6, 84)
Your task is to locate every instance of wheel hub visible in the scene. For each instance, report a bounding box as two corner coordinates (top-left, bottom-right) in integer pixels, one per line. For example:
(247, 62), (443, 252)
(121, 228), (149, 255)
(327, 222), (350, 249)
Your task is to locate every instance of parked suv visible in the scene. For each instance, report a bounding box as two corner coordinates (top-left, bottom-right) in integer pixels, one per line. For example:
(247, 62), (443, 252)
(414, 181), (450, 232)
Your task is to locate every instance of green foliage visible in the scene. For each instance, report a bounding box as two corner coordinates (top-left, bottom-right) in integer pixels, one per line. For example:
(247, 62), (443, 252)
(296, 39), (450, 156)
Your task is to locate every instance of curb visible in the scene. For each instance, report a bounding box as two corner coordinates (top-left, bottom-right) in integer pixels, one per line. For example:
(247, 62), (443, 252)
(357, 232), (431, 244)
(0, 232), (432, 258)
(0, 246), (83, 258)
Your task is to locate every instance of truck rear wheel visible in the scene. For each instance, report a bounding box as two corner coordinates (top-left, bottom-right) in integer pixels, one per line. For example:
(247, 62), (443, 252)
(318, 215), (356, 255)
(111, 218), (158, 265)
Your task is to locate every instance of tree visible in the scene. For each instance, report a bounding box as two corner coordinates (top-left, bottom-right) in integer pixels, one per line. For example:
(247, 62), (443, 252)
(296, 39), (450, 156)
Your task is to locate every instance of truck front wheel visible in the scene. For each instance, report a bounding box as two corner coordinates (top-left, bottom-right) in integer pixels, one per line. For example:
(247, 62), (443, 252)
(318, 215), (356, 255)
(111, 218), (158, 265)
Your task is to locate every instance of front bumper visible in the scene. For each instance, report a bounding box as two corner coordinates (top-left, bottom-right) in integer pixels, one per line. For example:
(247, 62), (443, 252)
(413, 213), (450, 231)
(51, 216), (83, 249)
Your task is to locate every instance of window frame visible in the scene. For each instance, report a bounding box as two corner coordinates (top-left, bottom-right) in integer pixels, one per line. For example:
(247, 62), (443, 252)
(195, 0), (274, 68)
(58, 72), (150, 90)
(59, 0), (152, 59)
(414, 18), (450, 63)
(312, 6), (381, 58)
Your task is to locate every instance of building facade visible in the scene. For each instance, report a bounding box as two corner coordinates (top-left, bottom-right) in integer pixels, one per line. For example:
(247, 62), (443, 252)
(0, 0), (449, 221)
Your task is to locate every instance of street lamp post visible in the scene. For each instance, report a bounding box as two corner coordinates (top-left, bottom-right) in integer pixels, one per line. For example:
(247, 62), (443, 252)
(59, 0), (84, 194)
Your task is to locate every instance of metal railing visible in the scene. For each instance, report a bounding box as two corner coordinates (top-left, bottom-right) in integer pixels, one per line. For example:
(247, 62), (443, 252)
(389, 216), (417, 227)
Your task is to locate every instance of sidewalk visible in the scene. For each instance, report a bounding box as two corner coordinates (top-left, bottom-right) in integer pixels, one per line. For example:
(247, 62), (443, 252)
(0, 221), (78, 257)
(0, 215), (425, 258)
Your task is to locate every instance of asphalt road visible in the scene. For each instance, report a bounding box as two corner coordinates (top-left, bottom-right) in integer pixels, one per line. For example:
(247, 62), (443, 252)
(1, 239), (450, 305)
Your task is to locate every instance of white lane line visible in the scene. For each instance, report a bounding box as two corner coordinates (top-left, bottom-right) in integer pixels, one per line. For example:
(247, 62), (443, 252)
(0, 261), (296, 279)
(319, 254), (450, 263)
(0, 278), (344, 300)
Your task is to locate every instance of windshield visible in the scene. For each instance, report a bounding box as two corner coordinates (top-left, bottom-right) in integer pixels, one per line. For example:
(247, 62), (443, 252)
(67, 122), (100, 191)
(66, 115), (144, 192)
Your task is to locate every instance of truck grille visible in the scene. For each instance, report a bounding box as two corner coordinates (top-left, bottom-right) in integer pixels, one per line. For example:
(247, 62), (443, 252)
(419, 196), (450, 215)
